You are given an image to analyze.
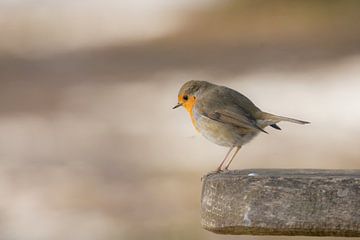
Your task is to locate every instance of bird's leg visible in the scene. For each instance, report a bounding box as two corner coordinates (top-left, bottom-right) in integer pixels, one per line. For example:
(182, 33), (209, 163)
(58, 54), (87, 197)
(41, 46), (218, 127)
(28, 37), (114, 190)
(216, 146), (234, 172)
(224, 146), (241, 170)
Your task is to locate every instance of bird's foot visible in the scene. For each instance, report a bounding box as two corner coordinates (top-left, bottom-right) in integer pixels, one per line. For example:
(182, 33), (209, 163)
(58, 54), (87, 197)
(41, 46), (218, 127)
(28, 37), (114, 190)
(201, 168), (223, 181)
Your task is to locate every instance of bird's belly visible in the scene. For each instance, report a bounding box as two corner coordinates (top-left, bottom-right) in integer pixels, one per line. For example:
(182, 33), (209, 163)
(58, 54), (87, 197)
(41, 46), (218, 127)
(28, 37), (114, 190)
(194, 113), (259, 147)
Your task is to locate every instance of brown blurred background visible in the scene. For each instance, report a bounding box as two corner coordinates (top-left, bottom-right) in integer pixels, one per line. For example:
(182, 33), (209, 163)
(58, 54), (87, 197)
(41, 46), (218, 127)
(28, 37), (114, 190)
(1, 0), (360, 239)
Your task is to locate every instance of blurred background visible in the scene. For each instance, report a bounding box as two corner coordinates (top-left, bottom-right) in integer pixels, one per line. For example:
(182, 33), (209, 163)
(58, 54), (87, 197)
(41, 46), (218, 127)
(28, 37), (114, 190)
(1, 0), (360, 239)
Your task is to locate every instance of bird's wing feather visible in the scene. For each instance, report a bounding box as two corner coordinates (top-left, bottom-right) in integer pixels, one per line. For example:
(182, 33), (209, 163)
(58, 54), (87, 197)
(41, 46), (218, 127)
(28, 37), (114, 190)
(196, 87), (267, 133)
(204, 109), (268, 134)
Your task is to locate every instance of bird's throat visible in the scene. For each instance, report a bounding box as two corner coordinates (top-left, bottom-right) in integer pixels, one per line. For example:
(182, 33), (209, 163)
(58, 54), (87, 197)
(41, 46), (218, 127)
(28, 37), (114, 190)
(183, 97), (199, 131)
(183, 96), (196, 114)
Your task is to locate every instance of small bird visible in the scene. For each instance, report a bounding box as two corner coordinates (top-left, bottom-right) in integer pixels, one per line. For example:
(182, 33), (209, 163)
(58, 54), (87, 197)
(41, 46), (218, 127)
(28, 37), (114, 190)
(173, 80), (309, 171)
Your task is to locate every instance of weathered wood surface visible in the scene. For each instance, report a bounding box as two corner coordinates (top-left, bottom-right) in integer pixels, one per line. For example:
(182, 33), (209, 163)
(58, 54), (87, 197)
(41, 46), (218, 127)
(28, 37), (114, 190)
(201, 169), (360, 236)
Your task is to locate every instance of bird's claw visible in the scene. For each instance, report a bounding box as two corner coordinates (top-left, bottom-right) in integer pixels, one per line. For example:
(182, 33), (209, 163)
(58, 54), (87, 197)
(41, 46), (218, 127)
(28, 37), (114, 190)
(201, 168), (224, 181)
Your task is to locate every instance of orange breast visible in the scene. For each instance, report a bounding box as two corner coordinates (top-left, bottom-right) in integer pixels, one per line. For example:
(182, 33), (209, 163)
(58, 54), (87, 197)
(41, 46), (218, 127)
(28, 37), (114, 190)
(183, 96), (199, 131)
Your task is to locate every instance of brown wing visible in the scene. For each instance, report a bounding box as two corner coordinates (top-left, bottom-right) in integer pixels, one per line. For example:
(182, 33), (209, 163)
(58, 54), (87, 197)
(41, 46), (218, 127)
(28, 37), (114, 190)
(203, 108), (268, 134)
(195, 85), (267, 133)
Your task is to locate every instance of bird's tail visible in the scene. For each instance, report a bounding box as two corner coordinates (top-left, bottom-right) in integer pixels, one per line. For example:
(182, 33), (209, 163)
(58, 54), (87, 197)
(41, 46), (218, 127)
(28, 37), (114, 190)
(258, 112), (310, 129)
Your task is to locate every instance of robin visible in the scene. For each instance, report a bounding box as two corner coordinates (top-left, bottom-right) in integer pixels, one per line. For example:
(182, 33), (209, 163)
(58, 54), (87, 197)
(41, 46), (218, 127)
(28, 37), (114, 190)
(173, 80), (309, 171)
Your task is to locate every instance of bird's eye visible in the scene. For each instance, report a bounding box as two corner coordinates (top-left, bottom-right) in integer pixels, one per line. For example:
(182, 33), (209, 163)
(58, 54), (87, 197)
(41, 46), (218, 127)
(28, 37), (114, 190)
(183, 95), (188, 101)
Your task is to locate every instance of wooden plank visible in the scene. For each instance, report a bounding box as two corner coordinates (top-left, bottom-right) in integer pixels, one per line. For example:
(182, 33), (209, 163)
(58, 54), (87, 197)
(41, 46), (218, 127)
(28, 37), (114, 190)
(201, 169), (360, 236)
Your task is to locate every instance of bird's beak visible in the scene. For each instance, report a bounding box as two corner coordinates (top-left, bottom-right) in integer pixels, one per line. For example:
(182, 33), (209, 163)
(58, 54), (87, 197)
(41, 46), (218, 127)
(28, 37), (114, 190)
(172, 103), (182, 109)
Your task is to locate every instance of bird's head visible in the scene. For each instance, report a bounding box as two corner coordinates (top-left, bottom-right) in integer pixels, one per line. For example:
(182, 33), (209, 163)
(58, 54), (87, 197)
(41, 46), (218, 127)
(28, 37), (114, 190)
(172, 80), (209, 112)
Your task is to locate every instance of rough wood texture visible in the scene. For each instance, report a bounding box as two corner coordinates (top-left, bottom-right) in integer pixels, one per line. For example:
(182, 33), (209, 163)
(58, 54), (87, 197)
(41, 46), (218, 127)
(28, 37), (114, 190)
(201, 169), (360, 236)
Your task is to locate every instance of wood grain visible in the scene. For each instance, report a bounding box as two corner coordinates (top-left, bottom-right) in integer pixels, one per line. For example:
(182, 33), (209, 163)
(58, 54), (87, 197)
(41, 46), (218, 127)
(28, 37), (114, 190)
(201, 169), (360, 236)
